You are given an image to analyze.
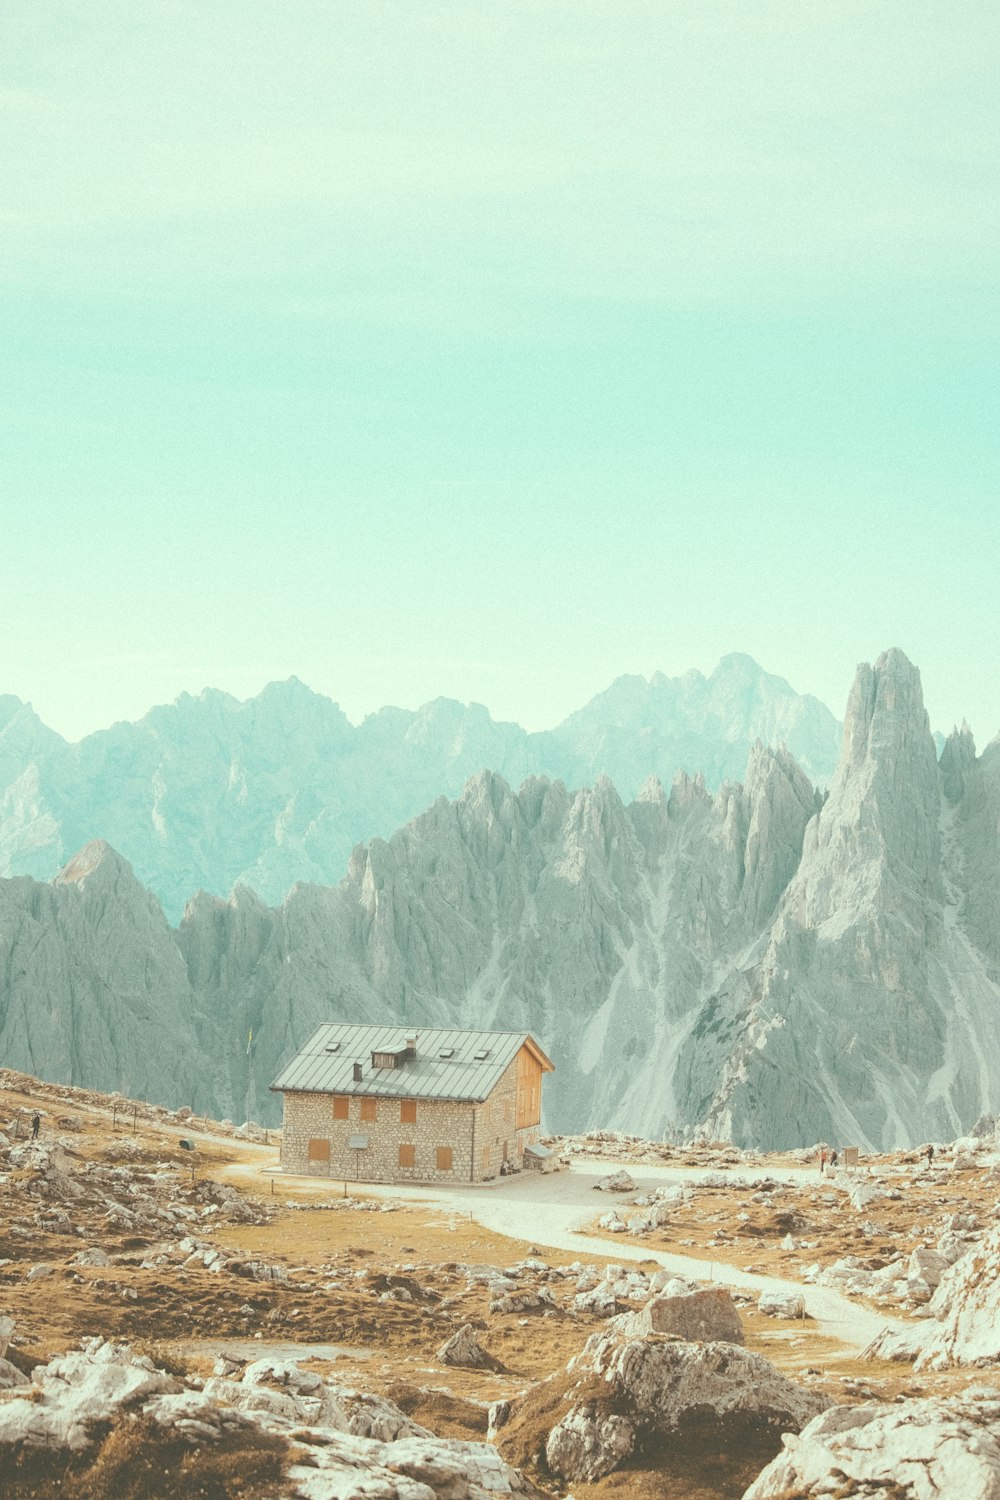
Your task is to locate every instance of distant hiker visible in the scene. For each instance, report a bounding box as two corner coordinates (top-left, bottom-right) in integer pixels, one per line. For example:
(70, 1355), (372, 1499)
(926, 1143), (935, 1166)
(819, 1149), (827, 1173)
(829, 1149), (839, 1168)
(31, 1113), (40, 1140)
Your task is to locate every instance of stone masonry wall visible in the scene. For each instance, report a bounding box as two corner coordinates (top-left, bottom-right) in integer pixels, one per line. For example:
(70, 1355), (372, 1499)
(279, 1053), (541, 1184)
(280, 1089), (476, 1183)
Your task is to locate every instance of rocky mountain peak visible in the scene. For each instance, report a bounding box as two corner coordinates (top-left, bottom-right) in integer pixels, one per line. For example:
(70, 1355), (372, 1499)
(711, 651), (763, 680)
(0, 697), (66, 773)
(258, 674), (318, 701)
(54, 839), (134, 889)
(668, 769), (710, 816)
(939, 722), (978, 803)
(635, 774), (667, 806)
(0, 694), (29, 734)
(838, 647), (931, 779)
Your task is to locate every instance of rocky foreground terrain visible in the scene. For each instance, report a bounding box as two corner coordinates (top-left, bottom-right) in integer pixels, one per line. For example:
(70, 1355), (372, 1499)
(5, 1071), (1000, 1496)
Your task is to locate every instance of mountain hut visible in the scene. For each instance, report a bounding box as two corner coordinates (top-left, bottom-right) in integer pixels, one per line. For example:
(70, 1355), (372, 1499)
(270, 1023), (555, 1184)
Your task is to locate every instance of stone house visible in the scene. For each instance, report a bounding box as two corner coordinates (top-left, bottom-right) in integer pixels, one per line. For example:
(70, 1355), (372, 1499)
(271, 1022), (555, 1184)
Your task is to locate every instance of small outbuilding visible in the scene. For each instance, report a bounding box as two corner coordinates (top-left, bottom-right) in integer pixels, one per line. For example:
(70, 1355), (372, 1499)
(271, 1022), (555, 1183)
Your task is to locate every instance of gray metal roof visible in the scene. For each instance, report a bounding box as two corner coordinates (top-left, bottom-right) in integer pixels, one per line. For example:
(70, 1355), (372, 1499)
(270, 1022), (553, 1103)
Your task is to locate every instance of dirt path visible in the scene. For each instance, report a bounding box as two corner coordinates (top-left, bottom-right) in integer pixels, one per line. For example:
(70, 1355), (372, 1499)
(217, 1151), (902, 1356)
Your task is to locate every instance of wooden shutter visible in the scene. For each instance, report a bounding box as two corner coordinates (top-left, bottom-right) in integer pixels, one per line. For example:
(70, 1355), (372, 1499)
(332, 1095), (349, 1120)
(307, 1138), (330, 1162)
(436, 1146), (453, 1172)
(400, 1099), (417, 1124)
(360, 1098), (377, 1122)
(398, 1143), (415, 1168)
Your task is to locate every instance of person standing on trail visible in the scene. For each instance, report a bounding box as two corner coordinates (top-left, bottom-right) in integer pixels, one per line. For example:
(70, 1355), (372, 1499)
(31, 1113), (40, 1139)
(829, 1149), (838, 1168)
(926, 1143), (935, 1167)
(820, 1148), (827, 1173)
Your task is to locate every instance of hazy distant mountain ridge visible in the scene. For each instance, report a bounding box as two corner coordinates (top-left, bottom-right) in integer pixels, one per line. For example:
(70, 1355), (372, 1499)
(558, 653), (841, 792)
(0, 656), (842, 919)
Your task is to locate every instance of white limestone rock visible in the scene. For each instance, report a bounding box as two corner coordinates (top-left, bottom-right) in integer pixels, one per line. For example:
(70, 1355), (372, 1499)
(916, 1226), (1000, 1369)
(0, 1340), (538, 1498)
(0, 1339), (181, 1451)
(72, 1247), (113, 1267)
(573, 1283), (617, 1317)
(607, 1338), (822, 1428)
(743, 1390), (1000, 1499)
(545, 1405), (635, 1483)
(594, 1170), (636, 1193)
(634, 1286), (745, 1344)
(598, 1210), (626, 1231)
(201, 1375), (304, 1423)
(144, 1388), (534, 1498)
(861, 1323), (932, 1364)
(487, 1400), (512, 1442)
(758, 1290), (805, 1319)
(287, 1431), (538, 1499)
(438, 1324), (502, 1371)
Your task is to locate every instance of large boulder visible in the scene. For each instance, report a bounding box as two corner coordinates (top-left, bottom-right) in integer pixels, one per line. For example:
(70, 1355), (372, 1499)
(635, 1286), (745, 1344)
(743, 1390), (1000, 1498)
(535, 1326), (828, 1484)
(758, 1290), (805, 1320)
(545, 1406), (635, 1483)
(594, 1170), (636, 1193)
(438, 1324), (504, 1372)
(586, 1333), (825, 1431)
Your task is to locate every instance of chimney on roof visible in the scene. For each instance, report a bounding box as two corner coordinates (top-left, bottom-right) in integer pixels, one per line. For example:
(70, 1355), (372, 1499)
(404, 1034), (418, 1059)
(353, 1062), (363, 1082)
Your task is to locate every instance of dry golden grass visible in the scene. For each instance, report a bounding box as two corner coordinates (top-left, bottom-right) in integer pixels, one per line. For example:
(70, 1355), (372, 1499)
(0, 1417), (291, 1500)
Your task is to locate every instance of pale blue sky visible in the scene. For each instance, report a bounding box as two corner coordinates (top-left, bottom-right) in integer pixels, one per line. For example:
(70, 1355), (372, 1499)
(2, 2), (998, 743)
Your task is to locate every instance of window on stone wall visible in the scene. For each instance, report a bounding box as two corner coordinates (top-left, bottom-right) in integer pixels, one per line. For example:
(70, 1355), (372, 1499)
(400, 1099), (417, 1124)
(360, 1098), (377, 1122)
(308, 1138), (330, 1162)
(332, 1096), (349, 1120)
(436, 1146), (453, 1172)
(399, 1143), (415, 1168)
